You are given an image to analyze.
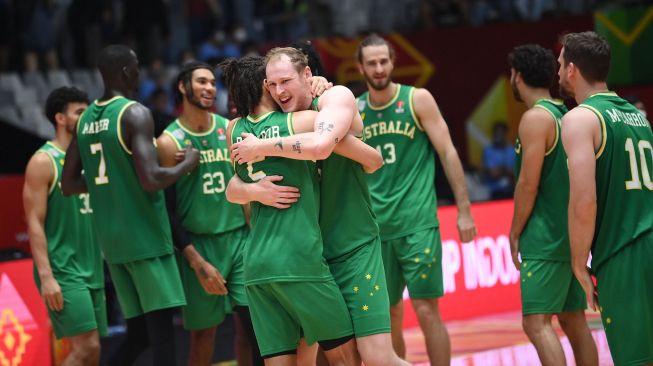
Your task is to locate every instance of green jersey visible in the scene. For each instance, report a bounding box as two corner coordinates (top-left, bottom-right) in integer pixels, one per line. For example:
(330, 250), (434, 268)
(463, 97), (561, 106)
(163, 114), (245, 234)
(515, 99), (570, 261)
(358, 84), (438, 240)
(310, 97), (379, 260)
(230, 111), (331, 284)
(76, 96), (173, 264)
(34, 142), (103, 289)
(579, 92), (653, 271)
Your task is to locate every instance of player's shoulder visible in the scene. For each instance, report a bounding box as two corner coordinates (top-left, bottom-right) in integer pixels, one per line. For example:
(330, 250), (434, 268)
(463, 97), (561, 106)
(523, 106), (554, 123)
(25, 149), (55, 181)
(564, 105), (599, 122)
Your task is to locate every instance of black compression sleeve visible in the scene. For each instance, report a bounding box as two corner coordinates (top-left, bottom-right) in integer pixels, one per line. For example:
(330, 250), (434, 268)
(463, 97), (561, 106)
(164, 184), (192, 251)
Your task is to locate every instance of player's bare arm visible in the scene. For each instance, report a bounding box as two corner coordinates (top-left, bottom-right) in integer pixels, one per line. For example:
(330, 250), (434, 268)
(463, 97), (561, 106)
(225, 118), (301, 208)
(332, 135), (383, 173)
(24, 153), (64, 312)
(414, 88), (476, 242)
(509, 108), (556, 269)
(231, 85), (357, 162)
(122, 103), (200, 192)
(157, 133), (227, 295)
(60, 132), (88, 195)
(561, 107), (602, 311)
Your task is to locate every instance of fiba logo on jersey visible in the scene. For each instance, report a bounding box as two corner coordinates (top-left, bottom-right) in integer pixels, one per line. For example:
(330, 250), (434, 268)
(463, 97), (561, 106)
(173, 129), (185, 140)
(217, 128), (226, 140)
(395, 101), (405, 114)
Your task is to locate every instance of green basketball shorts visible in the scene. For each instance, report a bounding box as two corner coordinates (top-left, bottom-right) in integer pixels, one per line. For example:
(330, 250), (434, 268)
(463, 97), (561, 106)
(47, 286), (107, 339)
(595, 232), (653, 366)
(328, 236), (391, 337)
(107, 254), (186, 319)
(178, 226), (248, 330)
(246, 280), (354, 357)
(520, 259), (586, 315)
(381, 227), (443, 305)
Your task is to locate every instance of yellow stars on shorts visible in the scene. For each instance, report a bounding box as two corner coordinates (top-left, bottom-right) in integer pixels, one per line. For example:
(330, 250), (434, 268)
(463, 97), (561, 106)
(353, 286), (359, 293)
(527, 272), (532, 278)
(523, 262), (528, 268)
(606, 317), (612, 325)
(421, 274), (428, 280)
(369, 292), (374, 296)
(374, 285), (380, 291)
(362, 305), (369, 311)
(365, 274), (372, 280)
(424, 248), (431, 254)
(414, 257), (420, 263)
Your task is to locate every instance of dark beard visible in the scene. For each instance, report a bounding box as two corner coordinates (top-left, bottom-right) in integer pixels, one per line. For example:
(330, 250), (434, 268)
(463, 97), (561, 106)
(510, 77), (523, 103)
(364, 72), (391, 91)
(558, 82), (574, 100)
(187, 89), (213, 110)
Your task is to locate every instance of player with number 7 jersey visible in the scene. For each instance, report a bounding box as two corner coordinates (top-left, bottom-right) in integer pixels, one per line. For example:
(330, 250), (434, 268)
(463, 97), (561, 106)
(76, 96), (173, 264)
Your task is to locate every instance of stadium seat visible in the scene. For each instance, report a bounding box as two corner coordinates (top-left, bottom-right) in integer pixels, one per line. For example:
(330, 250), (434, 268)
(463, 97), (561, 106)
(0, 72), (23, 91)
(23, 71), (50, 102)
(47, 70), (73, 90)
(0, 105), (21, 129)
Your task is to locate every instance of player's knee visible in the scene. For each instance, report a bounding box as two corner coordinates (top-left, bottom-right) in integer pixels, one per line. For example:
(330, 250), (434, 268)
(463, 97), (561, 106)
(522, 314), (550, 335)
(412, 298), (440, 321)
(71, 335), (100, 361)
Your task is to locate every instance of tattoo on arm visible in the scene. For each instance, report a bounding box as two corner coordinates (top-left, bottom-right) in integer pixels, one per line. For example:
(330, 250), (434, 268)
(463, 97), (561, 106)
(316, 121), (334, 135)
(292, 141), (302, 154)
(274, 139), (283, 150)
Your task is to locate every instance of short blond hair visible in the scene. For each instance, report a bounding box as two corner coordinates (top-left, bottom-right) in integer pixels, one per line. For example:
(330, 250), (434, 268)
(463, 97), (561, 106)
(264, 47), (309, 74)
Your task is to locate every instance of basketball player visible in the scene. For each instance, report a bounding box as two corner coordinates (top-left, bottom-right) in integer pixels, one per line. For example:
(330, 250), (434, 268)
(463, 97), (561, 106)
(61, 45), (199, 366)
(24, 87), (104, 365)
(156, 61), (262, 366)
(229, 47), (410, 366)
(356, 34), (476, 365)
(508, 44), (598, 366)
(559, 31), (653, 366)
(222, 55), (387, 366)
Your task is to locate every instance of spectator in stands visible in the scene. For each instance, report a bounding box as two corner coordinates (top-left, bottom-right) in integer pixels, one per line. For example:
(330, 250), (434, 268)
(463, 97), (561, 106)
(0, 0), (11, 71)
(15, 0), (58, 72)
(624, 95), (647, 118)
(67, 0), (117, 68)
(149, 87), (175, 137)
(197, 30), (241, 65)
(483, 121), (516, 199)
(122, 0), (170, 66)
(186, 0), (222, 46)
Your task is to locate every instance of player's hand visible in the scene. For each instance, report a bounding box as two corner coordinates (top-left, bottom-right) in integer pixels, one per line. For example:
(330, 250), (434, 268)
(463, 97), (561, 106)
(309, 76), (333, 98)
(180, 144), (200, 172)
(457, 211), (476, 243)
(231, 133), (263, 164)
(509, 234), (520, 270)
(41, 275), (64, 312)
(253, 175), (300, 209)
(174, 150), (186, 162)
(193, 260), (228, 296)
(573, 265), (599, 311)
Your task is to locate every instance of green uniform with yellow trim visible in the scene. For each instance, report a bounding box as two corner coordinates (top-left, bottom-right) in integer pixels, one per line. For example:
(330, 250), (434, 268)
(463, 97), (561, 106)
(163, 115), (248, 330)
(577, 92), (653, 366)
(312, 97), (391, 337)
(230, 111), (353, 356)
(514, 99), (585, 315)
(358, 84), (442, 305)
(32, 142), (107, 339)
(76, 96), (185, 318)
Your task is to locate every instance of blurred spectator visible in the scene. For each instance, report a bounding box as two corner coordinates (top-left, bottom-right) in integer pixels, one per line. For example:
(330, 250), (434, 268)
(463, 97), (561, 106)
(197, 30), (241, 65)
(469, 0), (515, 26)
(259, 0), (309, 42)
(0, 0), (12, 71)
(138, 58), (170, 103)
(624, 95), (647, 118)
(150, 87), (175, 137)
(186, 0), (222, 46)
(15, 0), (58, 72)
(67, 0), (117, 68)
(123, 0), (170, 66)
(482, 122), (516, 199)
